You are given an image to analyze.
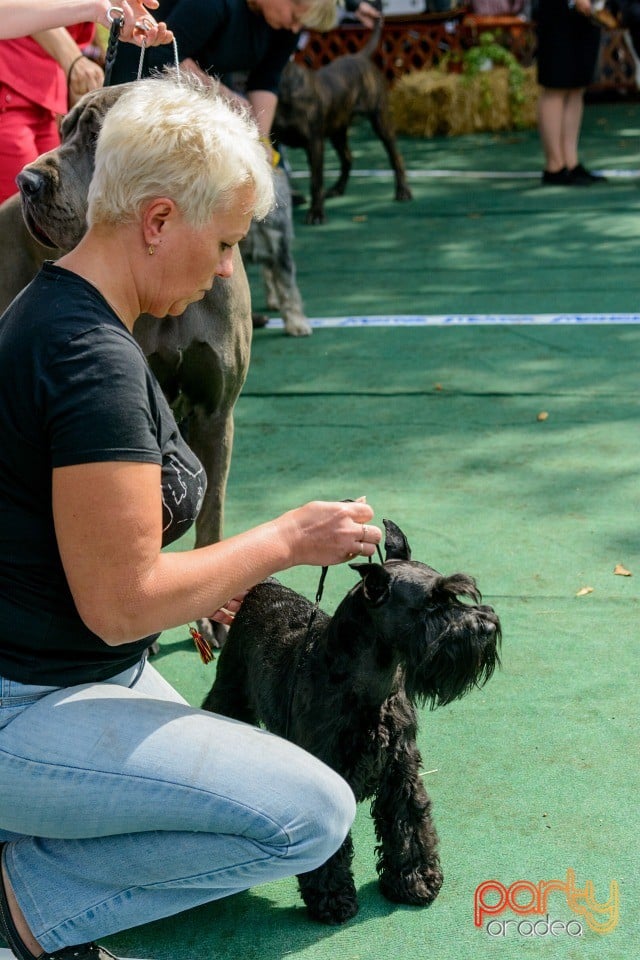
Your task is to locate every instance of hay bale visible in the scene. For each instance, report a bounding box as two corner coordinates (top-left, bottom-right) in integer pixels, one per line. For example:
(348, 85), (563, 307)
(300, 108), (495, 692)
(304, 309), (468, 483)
(389, 66), (539, 138)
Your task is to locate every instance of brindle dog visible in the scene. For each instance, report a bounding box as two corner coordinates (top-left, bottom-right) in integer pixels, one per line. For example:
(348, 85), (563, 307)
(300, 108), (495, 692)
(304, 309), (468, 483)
(273, 18), (413, 225)
(0, 83), (252, 643)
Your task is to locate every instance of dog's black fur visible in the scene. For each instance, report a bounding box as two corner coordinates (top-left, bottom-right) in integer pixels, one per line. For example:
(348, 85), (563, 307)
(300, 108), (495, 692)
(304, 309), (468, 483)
(272, 19), (413, 225)
(203, 520), (501, 924)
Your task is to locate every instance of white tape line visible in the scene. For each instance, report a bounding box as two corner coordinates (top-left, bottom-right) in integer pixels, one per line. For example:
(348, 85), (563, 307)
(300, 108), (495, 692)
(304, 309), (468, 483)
(264, 313), (640, 328)
(289, 168), (640, 181)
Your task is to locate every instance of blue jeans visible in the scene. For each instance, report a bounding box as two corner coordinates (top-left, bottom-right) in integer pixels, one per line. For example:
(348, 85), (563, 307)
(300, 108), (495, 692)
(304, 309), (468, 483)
(0, 658), (355, 953)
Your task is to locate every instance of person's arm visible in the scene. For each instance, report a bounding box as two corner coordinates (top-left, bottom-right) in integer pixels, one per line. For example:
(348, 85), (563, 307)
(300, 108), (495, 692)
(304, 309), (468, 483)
(0, 0), (173, 45)
(52, 460), (379, 644)
(32, 27), (104, 103)
(246, 89), (278, 138)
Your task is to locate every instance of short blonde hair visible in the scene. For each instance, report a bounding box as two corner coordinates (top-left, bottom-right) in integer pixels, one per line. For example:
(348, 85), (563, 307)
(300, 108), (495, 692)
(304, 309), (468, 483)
(299, 0), (338, 32)
(87, 74), (275, 228)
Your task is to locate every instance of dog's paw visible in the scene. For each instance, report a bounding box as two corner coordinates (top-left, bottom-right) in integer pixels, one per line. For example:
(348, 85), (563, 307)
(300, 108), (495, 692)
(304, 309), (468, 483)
(284, 316), (312, 337)
(395, 185), (413, 202)
(379, 864), (443, 907)
(304, 892), (359, 925)
(305, 209), (326, 226)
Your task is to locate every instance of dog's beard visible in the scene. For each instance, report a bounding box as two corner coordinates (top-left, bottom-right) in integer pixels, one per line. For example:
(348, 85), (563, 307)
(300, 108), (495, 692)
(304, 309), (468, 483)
(405, 608), (501, 709)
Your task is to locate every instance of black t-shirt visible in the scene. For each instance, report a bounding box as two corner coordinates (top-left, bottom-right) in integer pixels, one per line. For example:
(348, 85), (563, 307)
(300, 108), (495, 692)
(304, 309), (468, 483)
(110, 0), (298, 94)
(0, 263), (206, 685)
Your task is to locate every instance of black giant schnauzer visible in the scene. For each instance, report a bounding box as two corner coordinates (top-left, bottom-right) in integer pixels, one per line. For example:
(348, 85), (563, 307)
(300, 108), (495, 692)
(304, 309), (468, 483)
(203, 520), (501, 924)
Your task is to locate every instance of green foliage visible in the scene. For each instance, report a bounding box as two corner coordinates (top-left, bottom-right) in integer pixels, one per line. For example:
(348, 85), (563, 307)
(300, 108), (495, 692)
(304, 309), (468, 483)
(443, 31), (528, 128)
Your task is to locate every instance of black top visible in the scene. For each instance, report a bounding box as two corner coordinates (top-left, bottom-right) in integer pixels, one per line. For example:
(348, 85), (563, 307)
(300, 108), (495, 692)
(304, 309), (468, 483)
(109, 0), (298, 93)
(0, 263), (206, 685)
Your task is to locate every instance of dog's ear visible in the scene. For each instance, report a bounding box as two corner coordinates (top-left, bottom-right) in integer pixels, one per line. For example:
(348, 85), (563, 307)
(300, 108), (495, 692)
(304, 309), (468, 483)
(439, 572), (482, 605)
(350, 563), (391, 605)
(383, 519), (411, 561)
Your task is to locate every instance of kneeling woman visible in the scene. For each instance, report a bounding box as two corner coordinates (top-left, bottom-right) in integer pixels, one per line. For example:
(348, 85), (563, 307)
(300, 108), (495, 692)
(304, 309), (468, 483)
(0, 74), (381, 960)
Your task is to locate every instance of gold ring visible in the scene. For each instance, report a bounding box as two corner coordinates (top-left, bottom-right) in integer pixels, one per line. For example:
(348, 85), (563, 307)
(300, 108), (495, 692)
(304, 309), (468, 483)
(361, 524), (367, 542)
(346, 551), (357, 561)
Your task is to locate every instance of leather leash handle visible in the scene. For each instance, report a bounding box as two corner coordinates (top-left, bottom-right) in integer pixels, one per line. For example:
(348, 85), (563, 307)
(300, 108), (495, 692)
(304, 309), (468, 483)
(103, 8), (125, 86)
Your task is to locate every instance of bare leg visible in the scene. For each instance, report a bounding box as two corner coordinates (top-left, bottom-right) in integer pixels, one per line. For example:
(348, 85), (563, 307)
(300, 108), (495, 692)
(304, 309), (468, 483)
(561, 88), (586, 170)
(538, 87), (569, 172)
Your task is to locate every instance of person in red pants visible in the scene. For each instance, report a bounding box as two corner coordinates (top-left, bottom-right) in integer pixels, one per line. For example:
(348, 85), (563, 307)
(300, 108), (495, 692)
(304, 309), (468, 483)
(0, 23), (103, 204)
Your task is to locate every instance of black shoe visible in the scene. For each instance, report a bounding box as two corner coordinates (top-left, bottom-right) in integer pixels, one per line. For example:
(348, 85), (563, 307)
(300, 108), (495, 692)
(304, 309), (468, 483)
(0, 844), (119, 960)
(568, 163), (608, 185)
(541, 167), (570, 185)
(49, 946), (119, 959)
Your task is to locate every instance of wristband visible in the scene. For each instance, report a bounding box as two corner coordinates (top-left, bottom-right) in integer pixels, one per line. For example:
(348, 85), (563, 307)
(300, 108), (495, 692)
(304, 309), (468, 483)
(67, 54), (87, 86)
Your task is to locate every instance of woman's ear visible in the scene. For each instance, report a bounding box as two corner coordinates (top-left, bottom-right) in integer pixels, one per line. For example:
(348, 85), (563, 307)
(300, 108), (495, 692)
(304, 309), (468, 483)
(142, 197), (177, 246)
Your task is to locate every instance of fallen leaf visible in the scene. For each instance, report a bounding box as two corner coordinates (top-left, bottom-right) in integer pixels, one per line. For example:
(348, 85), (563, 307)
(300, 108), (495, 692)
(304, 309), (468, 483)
(613, 563), (632, 577)
(352, 215), (367, 223)
(537, 411), (549, 421)
(434, 383), (443, 392)
(576, 586), (594, 597)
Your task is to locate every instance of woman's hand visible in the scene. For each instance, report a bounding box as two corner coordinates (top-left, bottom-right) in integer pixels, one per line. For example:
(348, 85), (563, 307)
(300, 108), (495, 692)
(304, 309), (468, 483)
(102, 1), (174, 47)
(68, 55), (104, 105)
(274, 499), (382, 569)
(209, 591), (248, 626)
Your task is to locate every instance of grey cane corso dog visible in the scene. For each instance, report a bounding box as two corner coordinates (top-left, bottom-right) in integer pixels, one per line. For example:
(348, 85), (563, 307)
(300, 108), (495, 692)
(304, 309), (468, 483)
(0, 83), (253, 643)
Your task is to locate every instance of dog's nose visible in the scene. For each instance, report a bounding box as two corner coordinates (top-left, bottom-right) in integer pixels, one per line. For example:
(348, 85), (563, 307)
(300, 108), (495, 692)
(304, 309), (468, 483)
(16, 169), (46, 200)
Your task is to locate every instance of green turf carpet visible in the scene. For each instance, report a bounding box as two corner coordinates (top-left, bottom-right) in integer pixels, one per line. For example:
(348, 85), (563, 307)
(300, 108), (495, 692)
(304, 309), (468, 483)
(105, 102), (639, 960)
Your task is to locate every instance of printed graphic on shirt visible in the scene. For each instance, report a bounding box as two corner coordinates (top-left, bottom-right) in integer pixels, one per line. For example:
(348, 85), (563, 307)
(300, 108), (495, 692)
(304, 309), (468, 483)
(161, 453), (206, 546)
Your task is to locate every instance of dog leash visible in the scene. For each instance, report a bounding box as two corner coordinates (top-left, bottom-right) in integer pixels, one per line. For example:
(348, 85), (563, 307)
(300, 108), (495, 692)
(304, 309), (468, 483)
(102, 6), (181, 86)
(283, 540), (384, 738)
(283, 565), (327, 739)
(102, 7), (124, 85)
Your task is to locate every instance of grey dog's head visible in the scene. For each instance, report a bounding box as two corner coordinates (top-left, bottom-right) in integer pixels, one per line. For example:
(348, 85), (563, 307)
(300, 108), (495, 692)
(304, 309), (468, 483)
(16, 84), (131, 252)
(341, 519), (502, 708)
